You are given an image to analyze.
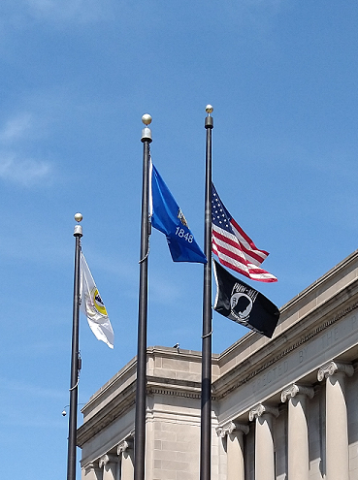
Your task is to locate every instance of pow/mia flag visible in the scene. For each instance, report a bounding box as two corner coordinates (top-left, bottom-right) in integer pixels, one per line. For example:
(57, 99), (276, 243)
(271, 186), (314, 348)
(213, 260), (280, 338)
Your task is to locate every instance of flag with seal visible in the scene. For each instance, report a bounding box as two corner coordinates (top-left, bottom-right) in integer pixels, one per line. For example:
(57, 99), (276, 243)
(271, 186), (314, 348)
(213, 260), (280, 338)
(149, 162), (207, 264)
(80, 252), (114, 348)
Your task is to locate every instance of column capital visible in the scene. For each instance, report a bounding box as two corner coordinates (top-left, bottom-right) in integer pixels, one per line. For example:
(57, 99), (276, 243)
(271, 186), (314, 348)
(117, 438), (134, 455)
(85, 462), (102, 473)
(216, 420), (249, 438)
(281, 383), (314, 403)
(249, 403), (279, 421)
(317, 361), (354, 382)
(83, 462), (102, 480)
(99, 454), (117, 468)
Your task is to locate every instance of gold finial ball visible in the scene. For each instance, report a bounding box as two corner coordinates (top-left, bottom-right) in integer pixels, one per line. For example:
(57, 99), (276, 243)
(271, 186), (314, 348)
(205, 105), (214, 114)
(142, 114), (152, 125)
(74, 212), (83, 223)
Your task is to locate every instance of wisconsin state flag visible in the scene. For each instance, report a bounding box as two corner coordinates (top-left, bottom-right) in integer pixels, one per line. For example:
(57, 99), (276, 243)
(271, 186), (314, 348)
(149, 162), (207, 264)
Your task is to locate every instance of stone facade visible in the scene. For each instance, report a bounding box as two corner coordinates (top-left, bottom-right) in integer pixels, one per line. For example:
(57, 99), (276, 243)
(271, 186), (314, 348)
(77, 250), (358, 480)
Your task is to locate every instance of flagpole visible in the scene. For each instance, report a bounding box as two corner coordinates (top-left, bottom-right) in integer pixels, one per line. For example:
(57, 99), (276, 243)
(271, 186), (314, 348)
(200, 105), (214, 480)
(134, 114), (152, 480)
(67, 213), (83, 480)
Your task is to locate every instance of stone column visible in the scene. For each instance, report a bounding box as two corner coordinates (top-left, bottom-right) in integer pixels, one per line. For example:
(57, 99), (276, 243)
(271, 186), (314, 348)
(217, 421), (249, 480)
(99, 454), (118, 480)
(117, 439), (134, 480)
(82, 462), (102, 480)
(249, 404), (279, 480)
(317, 361), (354, 480)
(281, 384), (314, 480)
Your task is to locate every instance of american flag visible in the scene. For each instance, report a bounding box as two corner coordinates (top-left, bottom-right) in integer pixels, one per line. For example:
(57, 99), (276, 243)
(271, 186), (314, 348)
(211, 184), (277, 283)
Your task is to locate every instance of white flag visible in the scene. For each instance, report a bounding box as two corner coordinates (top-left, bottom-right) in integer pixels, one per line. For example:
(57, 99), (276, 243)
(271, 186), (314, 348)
(80, 252), (114, 349)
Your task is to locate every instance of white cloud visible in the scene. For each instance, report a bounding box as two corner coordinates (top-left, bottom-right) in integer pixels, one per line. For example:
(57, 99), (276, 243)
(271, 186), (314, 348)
(24, 0), (113, 23)
(0, 112), (53, 187)
(0, 152), (52, 186)
(0, 113), (33, 143)
(0, 376), (64, 399)
(0, 0), (115, 30)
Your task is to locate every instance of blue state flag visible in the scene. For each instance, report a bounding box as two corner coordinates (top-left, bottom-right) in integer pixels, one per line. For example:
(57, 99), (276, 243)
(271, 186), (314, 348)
(150, 163), (207, 264)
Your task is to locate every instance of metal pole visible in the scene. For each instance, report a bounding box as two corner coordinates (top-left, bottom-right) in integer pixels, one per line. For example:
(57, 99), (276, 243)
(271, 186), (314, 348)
(200, 105), (214, 480)
(134, 114), (152, 480)
(67, 213), (83, 480)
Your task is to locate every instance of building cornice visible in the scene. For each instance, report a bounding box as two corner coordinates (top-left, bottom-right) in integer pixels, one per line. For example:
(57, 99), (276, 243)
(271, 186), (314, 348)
(279, 249), (358, 315)
(77, 375), (202, 447)
(218, 250), (358, 361)
(78, 253), (358, 448)
(77, 380), (137, 447)
(212, 281), (358, 399)
(78, 288), (358, 446)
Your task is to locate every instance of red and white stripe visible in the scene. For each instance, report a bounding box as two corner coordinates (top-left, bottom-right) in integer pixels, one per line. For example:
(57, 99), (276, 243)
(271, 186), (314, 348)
(212, 219), (277, 283)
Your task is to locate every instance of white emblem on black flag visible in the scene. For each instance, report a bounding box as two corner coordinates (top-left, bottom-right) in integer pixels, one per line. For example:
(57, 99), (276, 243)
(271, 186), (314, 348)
(213, 260), (280, 338)
(230, 283), (258, 323)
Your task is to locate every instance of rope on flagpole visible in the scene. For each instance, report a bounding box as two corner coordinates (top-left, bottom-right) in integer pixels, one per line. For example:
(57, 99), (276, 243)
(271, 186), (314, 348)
(69, 379), (80, 391)
(202, 330), (213, 339)
(138, 247), (150, 263)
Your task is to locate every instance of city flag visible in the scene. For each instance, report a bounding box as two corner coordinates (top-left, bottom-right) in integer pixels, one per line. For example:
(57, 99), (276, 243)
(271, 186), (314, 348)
(213, 260), (280, 338)
(80, 252), (114, 348)
(149, 162), (207, 264)
(211, 184), (277, 282)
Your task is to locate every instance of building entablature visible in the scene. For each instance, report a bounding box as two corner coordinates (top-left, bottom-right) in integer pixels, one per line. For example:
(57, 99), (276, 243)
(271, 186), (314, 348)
(78, 250), (358, 480)
(81, 431), (134, 473)
(216, 250), (358, 375)
(78, 287), (358, 447)
(77, 372), (203, 447)
(212, 276), (358, 403)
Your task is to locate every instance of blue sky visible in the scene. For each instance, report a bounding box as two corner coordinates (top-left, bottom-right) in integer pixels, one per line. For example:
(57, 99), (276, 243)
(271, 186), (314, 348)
(1, 1), (358, 479)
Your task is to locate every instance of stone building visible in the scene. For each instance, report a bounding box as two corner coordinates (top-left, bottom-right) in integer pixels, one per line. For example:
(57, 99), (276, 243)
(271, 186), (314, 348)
(77, 250), (358, 480)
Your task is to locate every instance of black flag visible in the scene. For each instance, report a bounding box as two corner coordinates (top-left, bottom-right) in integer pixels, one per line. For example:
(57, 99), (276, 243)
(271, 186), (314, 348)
(213, 260), (280, 338)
